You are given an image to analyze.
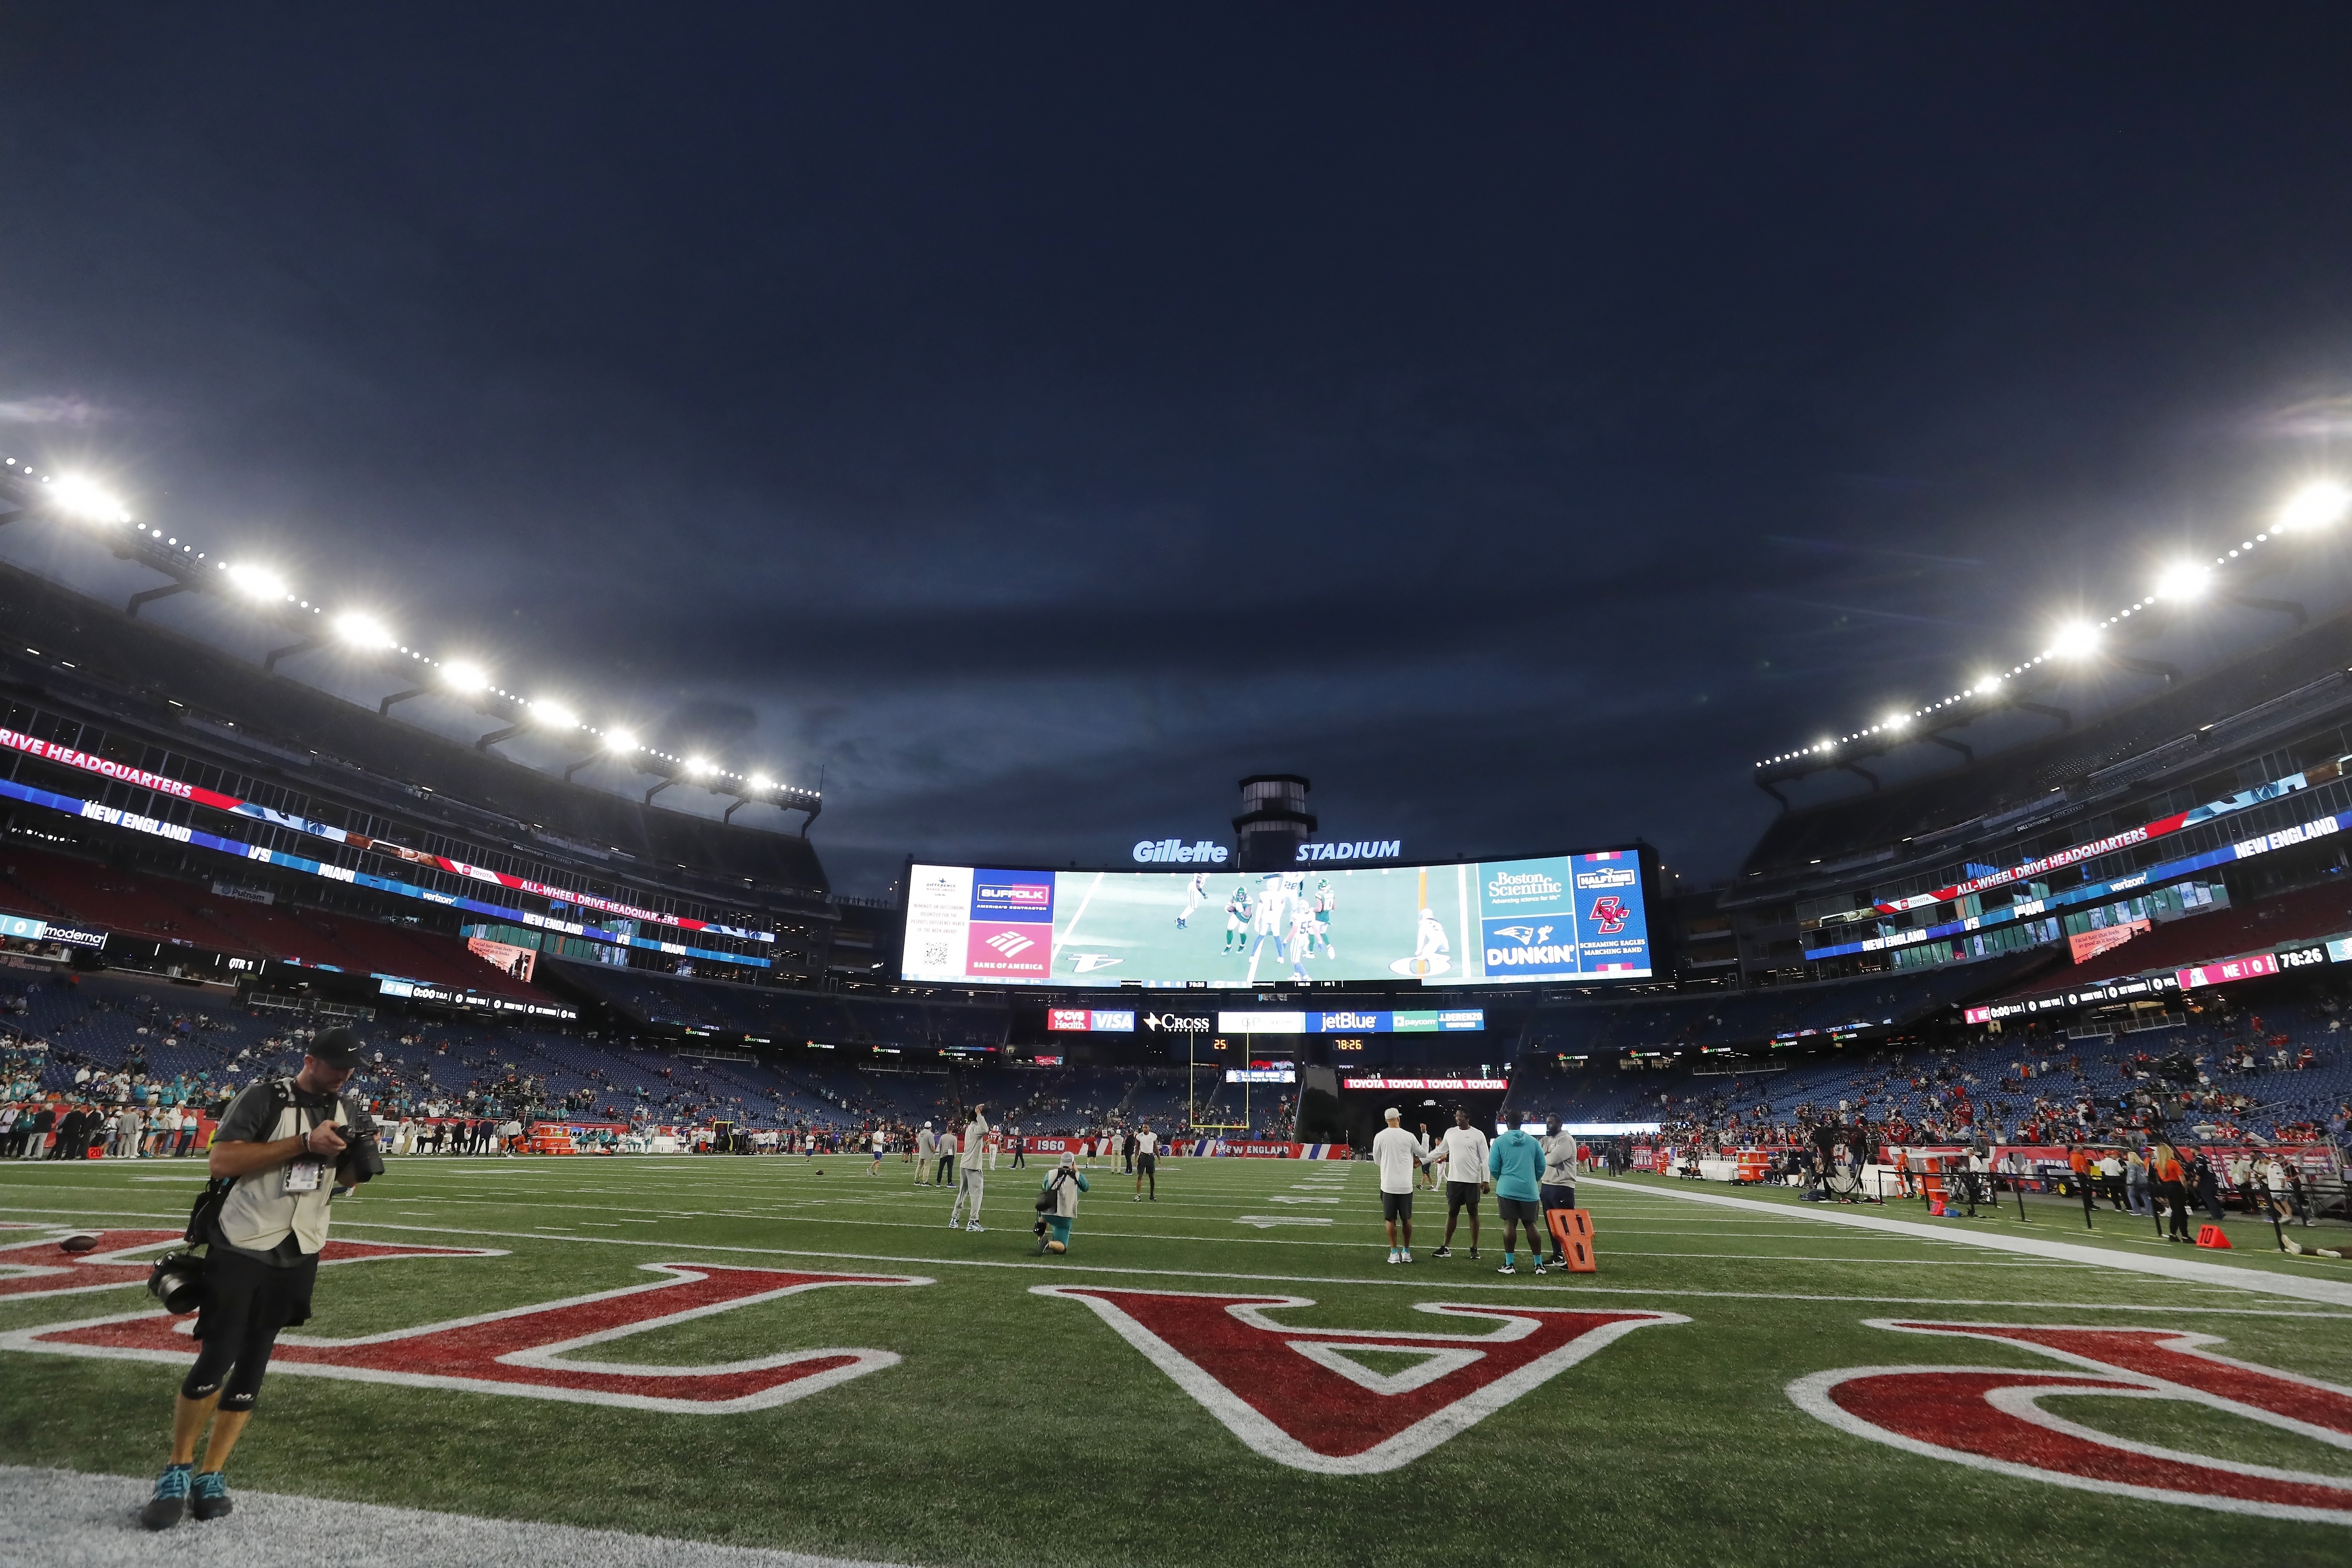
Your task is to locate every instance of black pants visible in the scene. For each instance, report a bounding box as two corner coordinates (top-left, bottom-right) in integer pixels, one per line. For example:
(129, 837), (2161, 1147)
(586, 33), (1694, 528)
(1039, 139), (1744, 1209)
(183, 1249), (318, 1412)
(2161, 1181), (2191, 1238)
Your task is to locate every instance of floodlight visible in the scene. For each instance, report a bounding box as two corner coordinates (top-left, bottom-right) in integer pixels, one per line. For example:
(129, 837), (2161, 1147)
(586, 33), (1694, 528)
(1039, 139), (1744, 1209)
(333, 612), (393, 649)
(533, 700), (579, 730)
(2277, 480), (2349, 533)
(683, 756), (713, 775)
(440, 660), (489, 693)
(749, 774), (774, 791)
(225, 563), (288, 601)
(2153, 562), (2210, 602)
(1881, 714), (1908, 731)
(603, 729), (637, 754)
(46, 475), (130, 524)
(1972, 675), (2001, 694)
(2049, 621), (2101, 658)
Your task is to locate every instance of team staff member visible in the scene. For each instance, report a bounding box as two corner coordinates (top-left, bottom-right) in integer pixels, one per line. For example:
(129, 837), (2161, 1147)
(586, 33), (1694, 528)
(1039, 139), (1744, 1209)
(141, 1028), (373, 1530)
(1133, 1123), (1158, 1201)
(1035, 1152), (1089, 1254)
(1372, 1108), (1425, 1264)
(2152, 1141), (2192, 1242)
(915, 1122), (936, 1186)
(1430, 1109), (1489, 1261)
(1488, 1119), (1550, 1275)
(1539, 1116), (1578, 1270)
(950, 1105), (991, 1231)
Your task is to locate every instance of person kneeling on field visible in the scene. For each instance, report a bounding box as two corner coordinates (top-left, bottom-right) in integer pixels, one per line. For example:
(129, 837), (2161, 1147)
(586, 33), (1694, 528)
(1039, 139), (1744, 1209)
(1034, 1152), (1088, 1254)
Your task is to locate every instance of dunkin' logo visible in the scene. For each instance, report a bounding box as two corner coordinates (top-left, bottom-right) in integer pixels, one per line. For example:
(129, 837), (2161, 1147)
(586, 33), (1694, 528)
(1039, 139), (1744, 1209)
(1791, 1320), (2352, 1522)
(4, 1263), (929, 1414)
(1036, 1286), (1684, 1473)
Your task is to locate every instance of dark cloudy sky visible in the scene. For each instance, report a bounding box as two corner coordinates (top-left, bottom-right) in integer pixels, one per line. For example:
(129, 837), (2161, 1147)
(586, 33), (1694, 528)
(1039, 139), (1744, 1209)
(6, 6), (2352, 897)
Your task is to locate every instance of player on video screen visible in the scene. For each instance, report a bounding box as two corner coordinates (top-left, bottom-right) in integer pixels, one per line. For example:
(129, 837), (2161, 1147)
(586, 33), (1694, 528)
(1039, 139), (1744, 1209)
(1248, 873), (1291, 962)
(1312, 878), (1336, 958)
(1222, 883), (1254, 953)
(1414, 906), (1450, 967)
(1177, 870), (1207, 928)
(1286, 896), (1318, 980)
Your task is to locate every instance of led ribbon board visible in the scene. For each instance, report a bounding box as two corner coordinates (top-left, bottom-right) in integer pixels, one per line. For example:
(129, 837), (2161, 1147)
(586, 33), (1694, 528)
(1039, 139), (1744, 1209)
(1805, 807), (2346, 962)
(0, 775), (768, 969)
(0, 726), (774, 943)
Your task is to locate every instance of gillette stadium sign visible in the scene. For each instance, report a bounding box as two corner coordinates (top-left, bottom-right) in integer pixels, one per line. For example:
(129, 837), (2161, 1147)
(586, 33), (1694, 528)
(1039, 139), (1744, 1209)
(1133, 839), (1230, 864)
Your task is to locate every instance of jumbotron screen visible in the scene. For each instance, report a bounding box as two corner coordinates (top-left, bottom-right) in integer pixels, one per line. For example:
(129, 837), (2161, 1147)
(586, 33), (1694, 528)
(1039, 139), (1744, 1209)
(898, 850), (1652, 989)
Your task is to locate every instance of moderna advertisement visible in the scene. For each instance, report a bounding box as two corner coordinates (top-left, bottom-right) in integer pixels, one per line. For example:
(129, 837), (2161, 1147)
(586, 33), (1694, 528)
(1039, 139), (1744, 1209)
(898, 848), (1651, 988)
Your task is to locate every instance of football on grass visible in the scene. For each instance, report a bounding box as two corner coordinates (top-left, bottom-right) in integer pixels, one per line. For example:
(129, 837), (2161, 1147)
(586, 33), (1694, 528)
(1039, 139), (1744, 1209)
(58, 1233), (98, 1253)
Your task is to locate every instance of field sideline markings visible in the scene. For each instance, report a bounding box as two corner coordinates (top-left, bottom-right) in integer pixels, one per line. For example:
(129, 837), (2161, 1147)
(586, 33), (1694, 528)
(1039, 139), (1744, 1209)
(0, 1204), (2130, 1265)
(1583, 1176), (2352, 1309)
(315, 1220), (2349, 1314)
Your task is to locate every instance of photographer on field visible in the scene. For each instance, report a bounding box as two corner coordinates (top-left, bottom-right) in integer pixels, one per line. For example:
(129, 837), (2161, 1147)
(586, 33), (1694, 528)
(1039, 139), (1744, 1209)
(141, 1027), (379, 1531)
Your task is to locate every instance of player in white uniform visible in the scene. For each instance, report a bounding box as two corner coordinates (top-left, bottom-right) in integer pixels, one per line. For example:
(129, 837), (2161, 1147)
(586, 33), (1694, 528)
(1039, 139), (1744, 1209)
(1287, 900), (1318, 981)
(1249, 874), (1288, 960)
(1414, 907), (1450, 963)
(1177, 871), (1207, 928)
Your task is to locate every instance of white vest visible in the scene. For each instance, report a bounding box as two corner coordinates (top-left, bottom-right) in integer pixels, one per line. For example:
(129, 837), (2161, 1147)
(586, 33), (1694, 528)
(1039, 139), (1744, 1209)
(216, 1088), (352, 1258)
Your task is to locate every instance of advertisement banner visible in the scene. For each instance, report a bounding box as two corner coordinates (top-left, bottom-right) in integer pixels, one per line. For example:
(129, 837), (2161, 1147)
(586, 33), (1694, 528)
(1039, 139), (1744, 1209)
(466, 936), (539, 984)
(2067, 919), (2149, 965)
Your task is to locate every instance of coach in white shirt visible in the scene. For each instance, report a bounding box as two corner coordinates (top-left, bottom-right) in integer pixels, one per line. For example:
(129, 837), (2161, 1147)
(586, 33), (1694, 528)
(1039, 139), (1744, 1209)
(1372, 1109), (1426, 1264)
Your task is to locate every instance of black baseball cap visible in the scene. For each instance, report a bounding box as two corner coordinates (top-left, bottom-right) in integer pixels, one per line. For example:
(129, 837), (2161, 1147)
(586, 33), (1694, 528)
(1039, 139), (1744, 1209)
(308, 1026), (365, 1068)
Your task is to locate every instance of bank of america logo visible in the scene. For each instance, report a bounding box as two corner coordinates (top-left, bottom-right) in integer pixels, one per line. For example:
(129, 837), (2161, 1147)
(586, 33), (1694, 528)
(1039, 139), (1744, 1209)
(986, 931), (1035, 958)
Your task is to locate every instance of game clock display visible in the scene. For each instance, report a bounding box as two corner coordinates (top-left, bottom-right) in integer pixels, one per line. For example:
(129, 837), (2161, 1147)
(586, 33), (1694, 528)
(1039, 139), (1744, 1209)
(898, 849), (1652, 988)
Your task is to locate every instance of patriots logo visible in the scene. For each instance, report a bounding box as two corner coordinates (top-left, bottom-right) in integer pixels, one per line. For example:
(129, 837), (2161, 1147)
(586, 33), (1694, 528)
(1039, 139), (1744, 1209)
(1588, 897), (1629, 935)
(1494, 925), (1553, 945)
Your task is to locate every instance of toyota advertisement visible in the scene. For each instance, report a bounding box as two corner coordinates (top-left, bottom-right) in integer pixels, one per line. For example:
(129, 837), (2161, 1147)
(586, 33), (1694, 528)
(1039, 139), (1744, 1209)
(898, 849), (1652, 987)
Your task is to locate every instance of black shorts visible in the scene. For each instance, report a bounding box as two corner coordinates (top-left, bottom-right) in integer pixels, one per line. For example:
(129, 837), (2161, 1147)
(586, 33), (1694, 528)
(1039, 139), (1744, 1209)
(1381, 1190), (1413, 1221)
(1496, 1195), (1542, 1227)
(185, 1247), (319, 1411)
(1446, 1179), (1483, 1214)
(1540, 1183), (1577, 1211)
(1138, 1153), (1156, 1173)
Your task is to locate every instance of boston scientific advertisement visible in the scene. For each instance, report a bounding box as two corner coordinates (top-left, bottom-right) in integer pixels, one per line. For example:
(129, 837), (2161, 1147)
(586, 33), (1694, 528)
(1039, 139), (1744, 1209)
(898, 850), (1651, 989)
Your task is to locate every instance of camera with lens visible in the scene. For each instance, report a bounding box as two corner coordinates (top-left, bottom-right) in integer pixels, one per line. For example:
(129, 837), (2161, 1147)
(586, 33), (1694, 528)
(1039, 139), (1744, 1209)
(147, 1250), (206, 1314)
(333, 1115), (386, 1185)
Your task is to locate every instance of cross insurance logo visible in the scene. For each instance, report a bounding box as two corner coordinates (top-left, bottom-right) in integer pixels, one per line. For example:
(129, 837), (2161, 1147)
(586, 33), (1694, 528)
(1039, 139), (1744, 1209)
(966, 870), (1054, 980)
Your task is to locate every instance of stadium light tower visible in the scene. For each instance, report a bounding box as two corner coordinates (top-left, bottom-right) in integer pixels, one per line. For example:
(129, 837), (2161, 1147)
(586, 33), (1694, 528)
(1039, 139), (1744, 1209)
(45, 475), (131, 524)
(2278, 479), (2349, 533)
(532, 699), (579, 730)
(440, 660), (490, 693)
(2048, 622), (2101, 659)
(604, 728), (637, 754)
(225, 563), (288, 602)
(334, 612), (394, 650)
(2153, 562), (2211, 602)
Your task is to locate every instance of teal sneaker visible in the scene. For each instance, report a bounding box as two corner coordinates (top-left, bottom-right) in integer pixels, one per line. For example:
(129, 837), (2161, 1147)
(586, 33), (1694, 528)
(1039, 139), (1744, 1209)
(190, 1470), (233, 1521)
(139, 1463), (191, 1531)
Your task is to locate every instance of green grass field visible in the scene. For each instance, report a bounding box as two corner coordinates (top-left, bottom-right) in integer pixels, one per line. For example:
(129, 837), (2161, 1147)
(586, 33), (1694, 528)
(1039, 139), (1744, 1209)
(3, 1153), (2349, 1566)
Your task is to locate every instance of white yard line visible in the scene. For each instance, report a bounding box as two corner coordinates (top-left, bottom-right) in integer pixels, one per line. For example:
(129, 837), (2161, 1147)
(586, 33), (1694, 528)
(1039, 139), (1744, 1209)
(0, 1464), (919, 1568)
(1050, 869), (1107, 960)
(1583, 1176), (2352, 1309)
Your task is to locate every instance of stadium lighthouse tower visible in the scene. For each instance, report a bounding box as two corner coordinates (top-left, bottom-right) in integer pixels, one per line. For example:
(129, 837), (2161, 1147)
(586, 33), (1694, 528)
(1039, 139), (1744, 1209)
(1233, 774), (1316, 870)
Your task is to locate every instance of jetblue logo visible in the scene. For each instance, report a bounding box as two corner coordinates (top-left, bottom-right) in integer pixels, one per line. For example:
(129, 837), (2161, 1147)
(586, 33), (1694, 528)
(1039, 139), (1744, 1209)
(1295, 840), (1401, 863)
(1134, 839), (1229, 864)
